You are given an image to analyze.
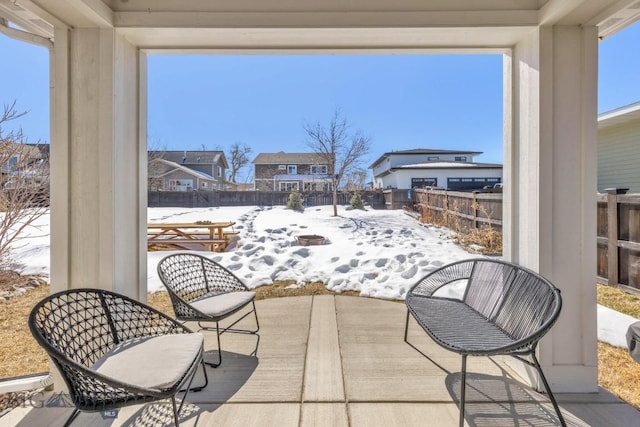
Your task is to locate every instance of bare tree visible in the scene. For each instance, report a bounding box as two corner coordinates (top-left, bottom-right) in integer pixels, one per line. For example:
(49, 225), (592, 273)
(147, 139), (167, 191)
(227, 142), (252, 184)
(304, 110), (371, 216)
(0, 101), (49, 268)
(343, 168), (368, 192)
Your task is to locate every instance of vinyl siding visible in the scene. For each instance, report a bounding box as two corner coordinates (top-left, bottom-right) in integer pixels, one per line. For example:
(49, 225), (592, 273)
(598, 119), (640, 193)
(372, 153), (477, 177)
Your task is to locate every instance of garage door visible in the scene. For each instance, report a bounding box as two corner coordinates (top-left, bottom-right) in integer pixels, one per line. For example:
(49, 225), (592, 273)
(447, 177), (501, 191)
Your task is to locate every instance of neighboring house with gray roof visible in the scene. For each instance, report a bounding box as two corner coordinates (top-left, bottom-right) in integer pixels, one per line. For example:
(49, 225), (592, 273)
(1, 143), (49, 189)
(148, 150), (228, 191)
(253, 152), (333, 192)
(370, 148), (502, 191)
(598, 102), (640, 193)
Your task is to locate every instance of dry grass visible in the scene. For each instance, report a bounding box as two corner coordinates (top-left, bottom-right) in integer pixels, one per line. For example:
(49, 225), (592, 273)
(2, 282), (639, 410)
(416, 201), (503, 255)
(598, 341), (640, 409)
(0, 285), (49, 378)
(253, 280), (360, 300)
(596, 283), (640, 409)
(597, 283), (640, 318)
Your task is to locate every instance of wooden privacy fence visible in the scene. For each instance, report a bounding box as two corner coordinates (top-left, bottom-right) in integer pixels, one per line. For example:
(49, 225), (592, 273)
(597, 189), (640, 293)
(410, 187), (640, 293)
(148, 190), (387, 209)
(411, 188), (503, 232)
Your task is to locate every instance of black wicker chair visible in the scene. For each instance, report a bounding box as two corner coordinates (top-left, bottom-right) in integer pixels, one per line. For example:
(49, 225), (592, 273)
(157, 253), (260, 368)
(404, 258), (566, 427)
(29, 288), (208, 427)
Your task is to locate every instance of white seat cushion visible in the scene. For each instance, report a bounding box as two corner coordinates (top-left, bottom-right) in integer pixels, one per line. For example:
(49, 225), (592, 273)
(190, 291), (255, 318)
(92, 333), (203, 391)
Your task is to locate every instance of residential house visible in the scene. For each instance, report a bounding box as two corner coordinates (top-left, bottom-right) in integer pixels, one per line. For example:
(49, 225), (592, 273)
(369, 148), (503, 191)
(1, 143), (49, 189)
(253, 152), (332, 192)
(148, 150), (228, 191)
(598, 102), (640, 193)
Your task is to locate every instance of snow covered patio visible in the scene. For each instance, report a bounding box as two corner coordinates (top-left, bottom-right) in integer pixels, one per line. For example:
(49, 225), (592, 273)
(4, 295), (638, 427)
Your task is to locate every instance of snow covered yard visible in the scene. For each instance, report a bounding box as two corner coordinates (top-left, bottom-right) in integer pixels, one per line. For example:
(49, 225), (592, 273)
(149, 205), (476, 299)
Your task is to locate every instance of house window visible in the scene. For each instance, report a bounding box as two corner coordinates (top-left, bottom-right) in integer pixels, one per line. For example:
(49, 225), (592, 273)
(310, 165), (328, 174)
(411, 178), (437, 188)
(454, 156), (467, 161)
(279, 181), (299, 191)
(169, 179), (193, 191)
(287, 165), (297, 174)
(427, 156), (439, 161)
(278, 165), (286, 170)
(2, 155), (19, 173)
(217, 166), (222, 177)
(447, 177), (499, 191)
(201, 182), (208, 189)
(304, 182), (330, 192)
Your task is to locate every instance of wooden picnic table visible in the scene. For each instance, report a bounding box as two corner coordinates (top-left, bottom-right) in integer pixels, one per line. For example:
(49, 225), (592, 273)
(147, 221), (237, 252)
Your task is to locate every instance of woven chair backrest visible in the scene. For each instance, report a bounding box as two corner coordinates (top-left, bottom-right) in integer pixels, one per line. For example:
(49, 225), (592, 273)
(157, 253), (246, 303)
(31, 289), (185, 368)
(464, 260), (561, 341)
(30, 290), (117, 367)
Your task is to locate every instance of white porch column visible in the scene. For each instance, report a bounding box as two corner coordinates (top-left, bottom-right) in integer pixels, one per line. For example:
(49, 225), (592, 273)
(504, 26), (599, 392)
(50, 27), (147, 300)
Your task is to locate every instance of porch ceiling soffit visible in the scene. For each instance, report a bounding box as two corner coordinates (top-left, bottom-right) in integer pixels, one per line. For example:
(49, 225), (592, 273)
(2, 0), (640, 48)
(117, 7), (537, 50)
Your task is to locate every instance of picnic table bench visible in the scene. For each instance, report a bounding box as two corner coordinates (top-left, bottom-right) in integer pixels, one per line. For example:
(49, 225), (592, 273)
(404, 258), (566, 427)
(147, 221), (237, 252)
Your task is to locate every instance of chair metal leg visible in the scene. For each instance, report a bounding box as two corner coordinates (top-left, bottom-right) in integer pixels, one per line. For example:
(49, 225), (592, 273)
(171, 396), (180, 427)
(185, 358), (210, 392)
(205, 322), (222, 368)
(404, 310), (410, 343)
(199, 301), (260, 368)
(531, 353), (567, 427)
(459, 354), (467, 427)
(63, 408), (80, 427)
(173, 355), (203, 426)
(251, 300), (260, 333)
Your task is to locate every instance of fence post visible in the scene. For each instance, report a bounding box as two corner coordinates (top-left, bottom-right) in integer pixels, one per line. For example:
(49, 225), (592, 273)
(472, 191), (479, 229)
(605, 188), (628, 287)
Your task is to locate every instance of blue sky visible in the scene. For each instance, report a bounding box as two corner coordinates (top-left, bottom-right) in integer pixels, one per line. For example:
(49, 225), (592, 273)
(1, 21), (639, 181)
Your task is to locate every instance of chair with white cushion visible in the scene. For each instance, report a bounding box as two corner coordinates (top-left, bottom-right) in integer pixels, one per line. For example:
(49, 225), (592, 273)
(157, 253), (260, 367)
(29, 288), (208, 427)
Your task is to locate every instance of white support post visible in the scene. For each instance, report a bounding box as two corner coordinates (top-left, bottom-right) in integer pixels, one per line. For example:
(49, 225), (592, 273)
(49, 27), (145, 300)
(504, 26), (599, 392)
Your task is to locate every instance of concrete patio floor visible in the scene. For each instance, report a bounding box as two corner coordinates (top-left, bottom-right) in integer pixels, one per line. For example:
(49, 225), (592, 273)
(3, 295), (639, 426)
